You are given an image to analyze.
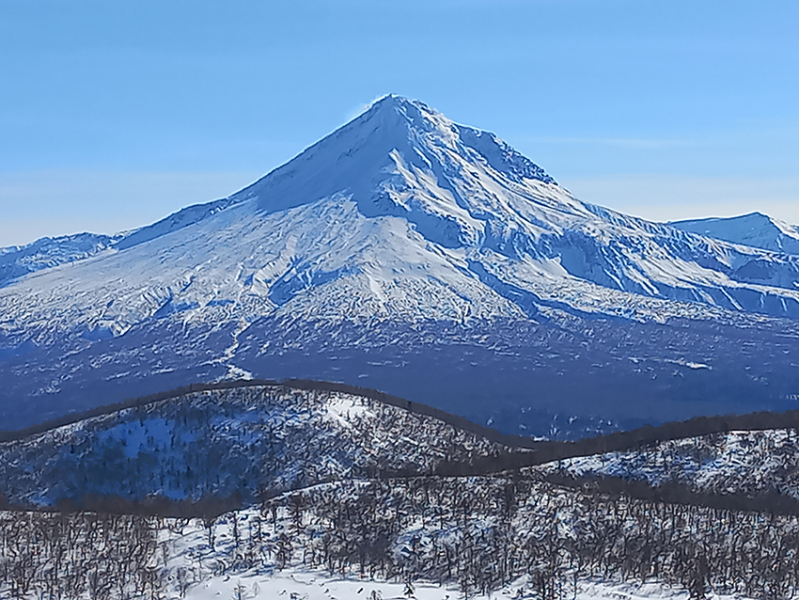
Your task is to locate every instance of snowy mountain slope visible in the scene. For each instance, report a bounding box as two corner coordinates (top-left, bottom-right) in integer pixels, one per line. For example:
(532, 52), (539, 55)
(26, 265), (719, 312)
(0, 198), (241, 290)
(672, 212), (799, 255)
(114, 196), (246, 251)
(0, 232), (122, 287)
(224, 95), (799, 312)
(5, 97), (799, 333)
(0, 383), (512, 509)
(2, 95), (799, 436)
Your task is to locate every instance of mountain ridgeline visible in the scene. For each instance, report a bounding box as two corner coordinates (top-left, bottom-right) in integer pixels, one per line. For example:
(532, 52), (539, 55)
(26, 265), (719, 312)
(1, 95), (799, 438)
(5, 380), (799, 518)
(672, 212), (799, 255)
(0, 382), (516, 514)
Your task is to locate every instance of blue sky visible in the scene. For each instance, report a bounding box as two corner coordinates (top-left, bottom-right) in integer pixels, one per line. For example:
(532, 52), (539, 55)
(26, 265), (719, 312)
(1, 0), (798, 246)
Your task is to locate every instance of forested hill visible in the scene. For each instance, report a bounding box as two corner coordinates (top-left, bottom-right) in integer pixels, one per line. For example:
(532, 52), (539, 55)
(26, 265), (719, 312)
(5, 380), (799, 598)
(0, 383), (516, 514)
(6, 378), (799, 517)
(0, 378), (532, 448)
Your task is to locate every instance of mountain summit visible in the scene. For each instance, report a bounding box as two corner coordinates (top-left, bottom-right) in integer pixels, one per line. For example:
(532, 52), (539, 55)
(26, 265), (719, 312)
(1, 97), (799, 437)
(239, 94), (556, 230)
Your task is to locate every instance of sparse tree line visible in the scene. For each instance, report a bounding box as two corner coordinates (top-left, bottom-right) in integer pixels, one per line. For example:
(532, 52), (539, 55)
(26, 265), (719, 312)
(4, 473), (799, 600)
(545, 429), (799, 503)
(0, 511), (163, 600)
(254, 475), (799, 600)
(7, 380), (799, 599)
(8, 375), (799, 460)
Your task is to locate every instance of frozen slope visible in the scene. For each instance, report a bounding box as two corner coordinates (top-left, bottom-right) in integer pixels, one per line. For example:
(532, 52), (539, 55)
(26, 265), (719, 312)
(672, 212), (799, 256)
(0, 232), (122, 287)
(1, 96), (799, 437)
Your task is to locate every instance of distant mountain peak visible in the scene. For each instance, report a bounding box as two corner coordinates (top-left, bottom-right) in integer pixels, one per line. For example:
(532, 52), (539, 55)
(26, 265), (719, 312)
(220, 95), (561, 250)
(0, 232), (121, 288)
(365, 93), (429, 114)
(360, 94), (556, 185)
(672, 211), (799, 254)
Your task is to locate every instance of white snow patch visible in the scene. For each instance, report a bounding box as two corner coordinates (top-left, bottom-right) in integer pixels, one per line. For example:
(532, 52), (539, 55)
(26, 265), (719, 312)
(324, 393), (374, 428)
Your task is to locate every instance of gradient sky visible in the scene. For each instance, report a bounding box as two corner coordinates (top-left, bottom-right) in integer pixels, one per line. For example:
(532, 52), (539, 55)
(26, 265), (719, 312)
(1, 0), (798, 246)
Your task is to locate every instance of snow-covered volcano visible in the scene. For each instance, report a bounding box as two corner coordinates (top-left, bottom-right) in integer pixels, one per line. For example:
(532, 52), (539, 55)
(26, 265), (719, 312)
(2, 95), (799, 437)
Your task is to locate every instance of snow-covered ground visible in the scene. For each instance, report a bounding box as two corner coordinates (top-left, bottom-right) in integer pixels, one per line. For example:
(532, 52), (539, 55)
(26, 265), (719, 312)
(165, 504), (754, 600)
(183, 568), (746, 600)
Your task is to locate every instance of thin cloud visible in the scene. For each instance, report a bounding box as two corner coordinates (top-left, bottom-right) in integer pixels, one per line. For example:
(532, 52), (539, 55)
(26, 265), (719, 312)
(344, 94), (393, 123)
